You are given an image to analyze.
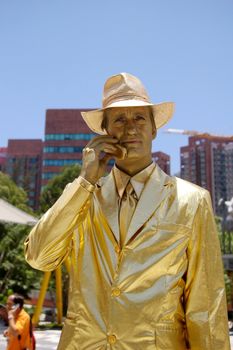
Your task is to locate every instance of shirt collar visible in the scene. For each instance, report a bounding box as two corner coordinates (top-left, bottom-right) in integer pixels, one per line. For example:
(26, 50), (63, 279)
(113, 162), (155, 199)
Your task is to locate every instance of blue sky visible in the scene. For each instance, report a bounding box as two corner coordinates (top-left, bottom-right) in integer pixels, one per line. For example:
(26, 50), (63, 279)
(1, 0), (232, 174)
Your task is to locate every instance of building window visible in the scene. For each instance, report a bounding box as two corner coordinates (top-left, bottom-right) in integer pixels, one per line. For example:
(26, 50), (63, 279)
(43, 159), (82, 166)
(42, 172), (60, 180)
(45, 133), (96, 141)
(108, 160), (115, 166)
(43, 146), (84, 153)
(29, 157), (38, 163)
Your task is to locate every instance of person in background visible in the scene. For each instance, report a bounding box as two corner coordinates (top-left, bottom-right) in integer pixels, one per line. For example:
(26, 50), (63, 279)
(0, 303), (8, 326)
(25, 72), (230, 349)
(3, 294), (33, 350)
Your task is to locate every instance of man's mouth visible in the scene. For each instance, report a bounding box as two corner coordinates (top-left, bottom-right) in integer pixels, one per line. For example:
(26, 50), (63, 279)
(121, 139), (141, 145)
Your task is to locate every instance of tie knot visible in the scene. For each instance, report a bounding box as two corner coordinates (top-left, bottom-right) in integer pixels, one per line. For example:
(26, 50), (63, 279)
(125, 182), (134, 195)
(121, 182), (137, 201)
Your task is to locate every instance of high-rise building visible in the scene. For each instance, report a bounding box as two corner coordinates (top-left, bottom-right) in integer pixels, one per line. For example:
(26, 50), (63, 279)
(152, 151), (170, 175)
(225, 143), (233, 203)
(180, 136), (233, 216)
(5, 139), (43, 210)
(42, 109), (96, 188)
(0, 147), (7, 172)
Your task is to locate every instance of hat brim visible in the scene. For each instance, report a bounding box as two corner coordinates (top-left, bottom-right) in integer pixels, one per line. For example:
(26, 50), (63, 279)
(81, 100), (175, 135)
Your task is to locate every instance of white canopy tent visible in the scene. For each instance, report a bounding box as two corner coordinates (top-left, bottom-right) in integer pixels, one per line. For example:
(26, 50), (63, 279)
(0, 198), (38, 225)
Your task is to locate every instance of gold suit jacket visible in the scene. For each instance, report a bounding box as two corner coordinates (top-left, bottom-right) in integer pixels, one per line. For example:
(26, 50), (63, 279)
(25, 165), (230, 350)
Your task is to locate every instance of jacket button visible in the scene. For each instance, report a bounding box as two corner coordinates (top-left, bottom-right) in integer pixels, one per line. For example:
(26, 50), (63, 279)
(108, 334), (117, 344)
(112, 287), (121, 297)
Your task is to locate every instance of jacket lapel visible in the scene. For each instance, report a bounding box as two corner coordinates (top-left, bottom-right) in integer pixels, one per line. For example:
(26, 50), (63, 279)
(96, 172), (120, 243)
(125, 165), (174, 244)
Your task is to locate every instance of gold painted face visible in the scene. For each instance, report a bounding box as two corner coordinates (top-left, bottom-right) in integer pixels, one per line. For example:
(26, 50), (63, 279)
(106, 106), (156, 164)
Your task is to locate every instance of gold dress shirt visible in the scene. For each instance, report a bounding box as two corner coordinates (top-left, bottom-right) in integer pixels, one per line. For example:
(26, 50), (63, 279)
(25, 165), (230, 350)
(114, 163), (155, 246)
(113, 162), (155, 200)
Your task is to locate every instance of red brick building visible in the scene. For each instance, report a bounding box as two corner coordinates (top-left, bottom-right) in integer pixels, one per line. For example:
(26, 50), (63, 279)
(42, 109), (95, 188)
(180, 135), (233, 216)
(0, 147), (7, 172)
(152, 151), (170, 175)
(5, 139), (43, 209)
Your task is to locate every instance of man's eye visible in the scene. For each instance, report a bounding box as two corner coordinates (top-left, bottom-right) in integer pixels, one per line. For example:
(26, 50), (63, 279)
(135, 114), (146, 121)
(114, 116), (125, 123)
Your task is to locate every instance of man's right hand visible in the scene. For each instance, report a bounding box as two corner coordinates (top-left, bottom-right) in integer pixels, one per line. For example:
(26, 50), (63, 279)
(80, 135), (122, 185)
(3, 329), (9, 337)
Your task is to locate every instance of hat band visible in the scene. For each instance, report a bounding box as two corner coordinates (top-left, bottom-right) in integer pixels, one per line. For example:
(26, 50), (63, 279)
(103, 94), (150, 108)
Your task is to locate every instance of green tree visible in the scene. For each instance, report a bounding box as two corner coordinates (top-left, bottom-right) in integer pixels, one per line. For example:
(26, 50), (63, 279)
(40, 164), (81, 213)
(0, 172), (41, 302)
(0, 172), (32, 213)
(0, 223), (43, 300)
(215, 215), (233, 310)
(225, 272), (233, 305)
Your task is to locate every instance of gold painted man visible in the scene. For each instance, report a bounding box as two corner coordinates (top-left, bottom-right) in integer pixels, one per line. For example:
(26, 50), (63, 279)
(25, 73), (230, 349)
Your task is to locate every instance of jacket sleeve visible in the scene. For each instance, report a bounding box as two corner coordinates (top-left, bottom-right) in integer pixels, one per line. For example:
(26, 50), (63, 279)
(184, 190), (230, 349)
(24, 176), (95, 271)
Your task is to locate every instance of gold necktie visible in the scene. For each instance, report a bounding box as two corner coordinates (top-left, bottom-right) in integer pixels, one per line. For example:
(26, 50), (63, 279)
(119, 182), (137, 246)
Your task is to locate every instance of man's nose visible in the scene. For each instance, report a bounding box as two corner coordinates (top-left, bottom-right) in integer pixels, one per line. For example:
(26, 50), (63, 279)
(125, 120), (137, 134)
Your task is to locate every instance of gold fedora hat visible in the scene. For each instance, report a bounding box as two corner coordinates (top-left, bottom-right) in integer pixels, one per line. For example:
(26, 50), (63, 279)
(81, 73), (175, 135)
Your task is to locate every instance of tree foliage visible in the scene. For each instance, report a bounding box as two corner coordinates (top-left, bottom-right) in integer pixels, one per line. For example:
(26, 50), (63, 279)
(225, 272), (233, 304)
(0, 172), (32, 213)
(0, 223), (43, 301)
(39, 164), (81, 213)
(0, 172), (41, 302)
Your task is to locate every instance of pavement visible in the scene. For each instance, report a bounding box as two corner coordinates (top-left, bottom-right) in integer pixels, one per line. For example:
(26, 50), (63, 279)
(0, 328), (61, 350)
(0, 327), (233, 349)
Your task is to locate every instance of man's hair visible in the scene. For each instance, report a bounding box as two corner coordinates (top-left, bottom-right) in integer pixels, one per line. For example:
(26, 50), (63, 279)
(101, 107), (157, 135)
(12, 294), (24, 309)
(101, 110), (108, 132)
